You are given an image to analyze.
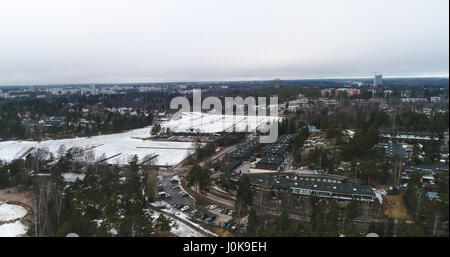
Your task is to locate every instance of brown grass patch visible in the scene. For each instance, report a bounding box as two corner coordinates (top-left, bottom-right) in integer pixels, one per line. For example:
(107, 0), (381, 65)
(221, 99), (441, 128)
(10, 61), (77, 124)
(383, 192), (413, 221)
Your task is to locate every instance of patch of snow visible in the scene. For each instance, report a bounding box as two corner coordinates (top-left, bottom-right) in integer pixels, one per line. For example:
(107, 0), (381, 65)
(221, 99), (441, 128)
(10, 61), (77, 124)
(0, 203), (28, 222)
(149, 209), (204, 237)
(151, 201), (172, 208)
(62, 172), (85, 183)
(93, 219), (103, 228)
(372, 188), (386, 204)
(170, 175), (180, 182)
(109, 228), (118, 235)
(345, 129), (355, 138)
(0, 221), (27, 237)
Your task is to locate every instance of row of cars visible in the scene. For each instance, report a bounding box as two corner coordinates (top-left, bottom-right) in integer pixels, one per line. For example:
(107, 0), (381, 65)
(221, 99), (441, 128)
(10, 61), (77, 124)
(171, 184), (190, 197)
(171, 202), (217, 223)
(208, 205), (238, 232)
(169, 203), (238, 233)
(209, 204), (233, 216)
(220, 222), (237, 232)
(191, 210), (216, 223)
(171, 202), (189, 212)
(159, 183), (190, 199)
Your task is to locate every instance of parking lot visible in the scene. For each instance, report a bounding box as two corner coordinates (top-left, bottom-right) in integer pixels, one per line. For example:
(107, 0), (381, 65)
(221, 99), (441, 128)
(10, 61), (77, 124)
(159, 174), (194, 210)
(157, 173), (239, 233)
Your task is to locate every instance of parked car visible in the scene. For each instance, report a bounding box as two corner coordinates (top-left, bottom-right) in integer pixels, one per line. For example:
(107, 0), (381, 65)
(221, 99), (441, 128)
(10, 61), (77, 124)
(201, 214), (208, 220)
(221, 222), (228, 229)
(191, 210), (198, 216)
(158, 192), (170, 199)
(171, 202), (178, 207)
(209, 205), (217, 210)
(207, 215), (216, 223)
(181, 206), (189, 212)
(225, 223), (232, 230)
(231, 224), (237, 231)
(221, 209), (228, 214)
(227, 210), (233, 216)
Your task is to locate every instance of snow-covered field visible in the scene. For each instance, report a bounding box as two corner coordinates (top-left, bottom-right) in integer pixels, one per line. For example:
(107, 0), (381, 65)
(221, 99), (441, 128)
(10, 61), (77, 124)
(0, 112), (279, 166)
(0, 221), (27, 237)
(162, 112), (281, 134)
(0, 127), (195, 166)
(0, 202), (28, 222)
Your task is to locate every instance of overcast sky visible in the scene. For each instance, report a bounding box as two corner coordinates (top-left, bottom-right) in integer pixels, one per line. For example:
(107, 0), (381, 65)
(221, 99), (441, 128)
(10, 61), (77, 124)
(0, 0), (448, 85)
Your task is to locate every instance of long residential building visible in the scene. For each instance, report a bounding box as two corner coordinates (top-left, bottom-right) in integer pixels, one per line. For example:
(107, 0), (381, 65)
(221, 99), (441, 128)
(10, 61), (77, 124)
(402, 164), (449, 184)
(248, 174), (375, 203)
(380, 129), (439, 142)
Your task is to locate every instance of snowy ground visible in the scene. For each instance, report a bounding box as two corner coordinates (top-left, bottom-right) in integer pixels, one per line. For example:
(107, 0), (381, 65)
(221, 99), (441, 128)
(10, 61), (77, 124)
(0, 113), (280, 166)
(149, 208), (204, 237)
(0, 220), (27, 237)
(0, 202), (28, 222)
(162, 112), (281, 134)
(62, 172), (86, 183)
(0, 126), (195, 166)
(0, 202), (28, 237)
(373, 188), (387, 204)
(151, 200), (218, 237)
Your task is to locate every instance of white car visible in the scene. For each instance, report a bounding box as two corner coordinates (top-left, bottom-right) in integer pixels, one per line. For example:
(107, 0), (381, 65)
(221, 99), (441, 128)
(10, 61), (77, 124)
(181, 206), (189, 212)
(209, 205), (217, 210)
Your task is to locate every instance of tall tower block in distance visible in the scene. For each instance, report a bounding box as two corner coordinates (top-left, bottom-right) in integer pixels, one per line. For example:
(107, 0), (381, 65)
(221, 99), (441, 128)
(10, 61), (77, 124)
(374, 74), (382, 87)
(273, 78), (282, 89)
(29, 85), (38, 93)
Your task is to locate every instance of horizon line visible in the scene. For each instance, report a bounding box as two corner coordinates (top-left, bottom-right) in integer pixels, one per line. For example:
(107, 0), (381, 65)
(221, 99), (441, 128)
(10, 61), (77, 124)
(0, 74), (448, 87)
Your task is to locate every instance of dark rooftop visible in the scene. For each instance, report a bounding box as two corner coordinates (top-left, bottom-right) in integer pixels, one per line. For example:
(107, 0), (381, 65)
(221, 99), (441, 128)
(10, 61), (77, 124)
(258, 155), (285, 165)
(227, 138), (260, 159)
(249, 174), (374, 197)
